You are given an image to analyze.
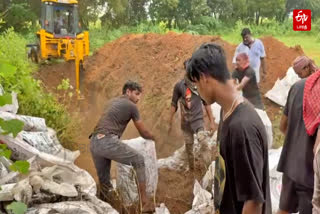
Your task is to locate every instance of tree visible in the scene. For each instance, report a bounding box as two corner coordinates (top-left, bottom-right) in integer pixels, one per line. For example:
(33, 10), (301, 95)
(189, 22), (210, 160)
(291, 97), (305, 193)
(304, 0), (320, 19)
(190, 0), (211, 23)
(260, 0), (286, 23)
(78, 0), (100, 29)
(128, 0), (148, 25)
(100, 0), (130, 27)
(230, 0), (247, 22)
(149, 0), (179, 28)
(1, 2), (37, 33)
(207, 0), (233, 20)
(0, 0), (10, 14)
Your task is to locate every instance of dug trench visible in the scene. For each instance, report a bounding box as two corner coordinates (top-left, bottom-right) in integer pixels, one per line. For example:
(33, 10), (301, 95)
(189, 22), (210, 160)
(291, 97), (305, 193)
(35, 32), (303, 213)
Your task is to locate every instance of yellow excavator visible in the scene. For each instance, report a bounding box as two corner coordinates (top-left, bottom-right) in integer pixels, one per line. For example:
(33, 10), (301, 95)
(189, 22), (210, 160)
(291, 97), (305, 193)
(27, 0), (89, 97)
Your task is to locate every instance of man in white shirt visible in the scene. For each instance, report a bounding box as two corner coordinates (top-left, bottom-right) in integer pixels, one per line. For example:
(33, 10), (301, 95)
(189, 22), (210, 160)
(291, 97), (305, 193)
(232, 28), (267, 83)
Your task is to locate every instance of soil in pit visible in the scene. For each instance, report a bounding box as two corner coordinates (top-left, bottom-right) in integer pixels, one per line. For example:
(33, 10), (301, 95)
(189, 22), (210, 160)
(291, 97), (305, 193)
(35, 33), (304, 213)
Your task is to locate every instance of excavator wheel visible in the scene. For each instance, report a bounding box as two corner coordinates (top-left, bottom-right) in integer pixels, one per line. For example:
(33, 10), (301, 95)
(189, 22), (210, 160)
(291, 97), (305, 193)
(30, 47), (39, 64)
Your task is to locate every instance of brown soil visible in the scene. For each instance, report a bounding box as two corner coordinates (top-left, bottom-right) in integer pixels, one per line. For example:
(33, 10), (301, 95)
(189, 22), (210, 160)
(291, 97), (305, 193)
(35, 33), (304, 213)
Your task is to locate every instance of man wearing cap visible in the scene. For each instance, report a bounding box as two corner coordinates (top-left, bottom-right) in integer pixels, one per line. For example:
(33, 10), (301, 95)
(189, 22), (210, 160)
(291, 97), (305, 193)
(168, 61), (215, 171)
(277, 56), (318, 214)
(233, 28), (266, 83)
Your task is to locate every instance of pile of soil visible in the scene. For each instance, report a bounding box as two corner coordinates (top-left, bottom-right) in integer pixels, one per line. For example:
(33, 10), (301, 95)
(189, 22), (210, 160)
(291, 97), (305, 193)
(35, 33), (304, 214)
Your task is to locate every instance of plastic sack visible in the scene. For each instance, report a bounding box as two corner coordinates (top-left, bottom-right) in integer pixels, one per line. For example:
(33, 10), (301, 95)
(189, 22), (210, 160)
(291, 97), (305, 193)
(116, 137), (158, 205)
(255, 109), (273, 149)
(269, 147), (283, 214)
(193, 131), (217, 167)
(0, 183), (15, 201)
(185, 180), (214, 214)
(211, 103), (221, 124)
(201, 161), (215, 193)
(265, 67), (300, 106)
(155, 203), (170, 214)
(26, 195), (119, 214)
(0, 89), (19, 114)
(0, 156), (18, 184)
(0, 111), (47, 132)
(34, 164), (97, 196)
(0, 163), (97, 203)
(0, 162), (8, 178)
(157, 145), (186, 171)
(158, 131), (217, 171)
(0, 130), (80, 167)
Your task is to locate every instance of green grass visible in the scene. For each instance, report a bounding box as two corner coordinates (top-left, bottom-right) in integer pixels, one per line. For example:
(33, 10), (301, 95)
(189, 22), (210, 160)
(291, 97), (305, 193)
(221, 33), (320, 65)
(276, 35), (320, 65)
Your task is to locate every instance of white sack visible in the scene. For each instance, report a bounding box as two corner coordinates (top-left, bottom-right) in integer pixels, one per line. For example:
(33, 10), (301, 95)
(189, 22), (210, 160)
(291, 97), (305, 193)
(158, 132), (217, 171)
(0, 131), (80, 167)
(26, 196), (119, 214)
(265, 67), (300, 106)
(269, 147), (283, 214)
(0, 92), (19, 114)
(0, 111), (47, 132)
(185, 180), (214, 214)
(201, 161), (215, 193)
(155, 203), (170, 214)
(117, 137), (158, 205)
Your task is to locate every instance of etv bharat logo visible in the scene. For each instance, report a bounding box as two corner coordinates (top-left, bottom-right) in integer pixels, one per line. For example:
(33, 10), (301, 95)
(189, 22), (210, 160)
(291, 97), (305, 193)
(293, 9), (311, 31)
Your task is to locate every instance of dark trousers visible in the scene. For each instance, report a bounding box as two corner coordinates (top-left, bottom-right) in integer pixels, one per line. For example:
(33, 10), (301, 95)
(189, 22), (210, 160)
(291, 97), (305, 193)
(279, 174), (313, 214)
(90, 134), (146, 189)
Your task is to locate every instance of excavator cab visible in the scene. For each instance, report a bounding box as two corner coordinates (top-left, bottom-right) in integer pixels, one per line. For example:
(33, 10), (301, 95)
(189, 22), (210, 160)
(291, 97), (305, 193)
(41, 1), (81, 37)
(28, 0), (89, 98)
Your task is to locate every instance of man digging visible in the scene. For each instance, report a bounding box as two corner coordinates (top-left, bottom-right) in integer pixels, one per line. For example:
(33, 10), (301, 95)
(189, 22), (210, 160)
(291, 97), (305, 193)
(232, 52), (264, 109)
(168, 60), (216, 171)
(89, 80), (155, 213)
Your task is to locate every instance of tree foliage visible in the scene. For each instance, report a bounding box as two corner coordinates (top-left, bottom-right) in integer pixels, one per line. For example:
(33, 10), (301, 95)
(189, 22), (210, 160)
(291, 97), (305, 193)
(1, 0), (320, 31)
(0, 1), (37, 33)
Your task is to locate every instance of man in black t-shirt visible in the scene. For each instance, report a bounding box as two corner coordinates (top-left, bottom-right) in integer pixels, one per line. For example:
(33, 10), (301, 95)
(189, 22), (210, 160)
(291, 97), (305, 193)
(276, 56), (317, 214)
(90, 81), (155, 212)
(186, 43), (271, 214)
(169, 74), (215, 171)
(232, 52), (264, 109)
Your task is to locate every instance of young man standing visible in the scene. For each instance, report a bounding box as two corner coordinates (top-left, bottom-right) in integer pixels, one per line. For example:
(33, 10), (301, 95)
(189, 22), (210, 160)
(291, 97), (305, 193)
(90, 80), (155, 212)
(277, 56), (318, 214)
(232, 52), (264, 109)
(233, 28), (266, 83)
(169, 62), (215, 171)
(186, 43), (271, 214)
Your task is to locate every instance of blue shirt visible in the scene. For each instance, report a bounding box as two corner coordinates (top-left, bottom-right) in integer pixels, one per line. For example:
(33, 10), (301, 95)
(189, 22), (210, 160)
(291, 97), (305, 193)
(232, 39), (266, 83)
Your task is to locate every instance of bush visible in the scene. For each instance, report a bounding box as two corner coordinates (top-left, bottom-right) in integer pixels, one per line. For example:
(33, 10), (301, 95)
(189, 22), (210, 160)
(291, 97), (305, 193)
(193, 16), (222, 31)
(185, 24), (208, 35)
(0, 29), (77, 146)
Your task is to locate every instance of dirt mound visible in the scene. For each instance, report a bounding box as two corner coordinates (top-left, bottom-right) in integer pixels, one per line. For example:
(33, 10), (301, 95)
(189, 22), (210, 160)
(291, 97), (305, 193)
(82, 33), (236, 156)
(36, 32), (304, 213)
(259, 36), (304, 94)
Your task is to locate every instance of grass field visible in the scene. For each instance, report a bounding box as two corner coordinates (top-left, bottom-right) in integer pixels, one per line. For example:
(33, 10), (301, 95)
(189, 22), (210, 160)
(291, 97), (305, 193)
(276, 35), (320, 65)
(222, 32), (320, 65)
